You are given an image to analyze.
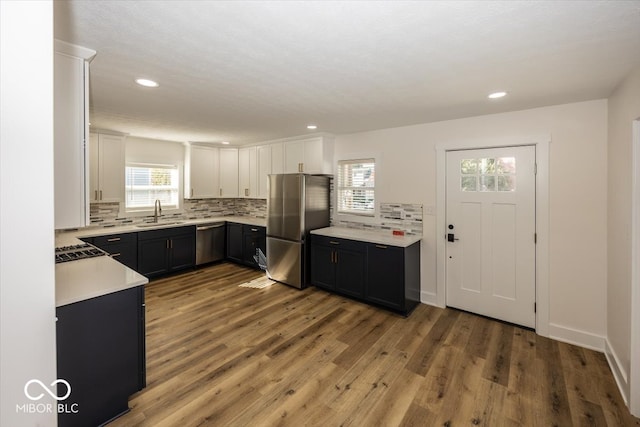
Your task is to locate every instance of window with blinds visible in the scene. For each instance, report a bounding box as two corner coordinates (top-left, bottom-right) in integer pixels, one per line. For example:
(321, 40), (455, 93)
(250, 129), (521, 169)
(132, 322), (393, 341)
(125, 164), (179, 211)
(337, 159), (375, 216)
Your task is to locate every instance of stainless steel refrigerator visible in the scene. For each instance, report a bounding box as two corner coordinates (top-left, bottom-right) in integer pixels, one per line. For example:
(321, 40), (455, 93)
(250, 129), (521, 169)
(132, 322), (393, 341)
(267, 174), (331, 289)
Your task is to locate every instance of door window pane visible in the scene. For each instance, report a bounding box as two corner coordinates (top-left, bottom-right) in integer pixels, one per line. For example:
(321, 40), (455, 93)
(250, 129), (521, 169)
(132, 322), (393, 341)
(498, 175), (516, 192)
(496, 157), (516, 174)
(461, 159), (478, 174)
(461, 176), (477, 192)
(479, 175), (496, 192)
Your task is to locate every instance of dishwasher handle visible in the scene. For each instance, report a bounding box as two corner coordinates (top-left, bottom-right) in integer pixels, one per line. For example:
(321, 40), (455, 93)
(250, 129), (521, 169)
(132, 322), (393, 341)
(197, 223), (225, 231)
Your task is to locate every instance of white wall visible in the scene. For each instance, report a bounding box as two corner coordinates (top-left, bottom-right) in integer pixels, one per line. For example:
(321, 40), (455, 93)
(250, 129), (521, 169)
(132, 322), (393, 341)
(607, 66), (640, 404)
(335, 99), (608, 345)
(1, 2), (58, 426)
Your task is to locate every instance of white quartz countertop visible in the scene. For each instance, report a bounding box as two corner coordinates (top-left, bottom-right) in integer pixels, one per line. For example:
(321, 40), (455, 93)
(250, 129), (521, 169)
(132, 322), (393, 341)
(55, 216), (264, 306)
(310, 227), (422, 248)
(56, 215), (266, 244)
(55, 255), (148, 307)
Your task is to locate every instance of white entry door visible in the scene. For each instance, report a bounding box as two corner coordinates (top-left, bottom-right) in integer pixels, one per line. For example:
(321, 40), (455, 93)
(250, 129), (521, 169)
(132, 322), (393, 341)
(446, 146), (536, 328)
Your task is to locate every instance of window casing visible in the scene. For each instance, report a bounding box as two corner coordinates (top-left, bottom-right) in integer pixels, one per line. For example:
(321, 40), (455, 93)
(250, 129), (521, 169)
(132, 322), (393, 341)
(125, 163), (179, 211)
(337, 159), (375, 216)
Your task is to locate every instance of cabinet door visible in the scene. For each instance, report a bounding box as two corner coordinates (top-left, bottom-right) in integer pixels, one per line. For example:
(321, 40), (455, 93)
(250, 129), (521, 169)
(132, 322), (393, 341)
(335, 248), (365, 298)
(226, 223), (243, 262)
(242, 226), (266, 267)
(89, 133), (100, 201)
(257, 145), (271, 199)
(137, 237), (169, 277)
(219, 148), (239, 197)
(56, 286), (143, 427)
(98, 134), (124, 202)
(284, 140), (304, 173)
(239, 147), (257, 198)
(271, 142), (284, 175)
(187, 145), (219, 198)
(310, 244), (335, 290)
(54, 51), (88, 229)
(302, 137), (323, 174)
(366, 244), (404, 310)
(169, 232), (195, 272)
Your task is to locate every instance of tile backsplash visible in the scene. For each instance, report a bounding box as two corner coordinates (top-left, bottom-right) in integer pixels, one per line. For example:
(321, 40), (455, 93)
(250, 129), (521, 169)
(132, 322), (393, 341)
(89, 198), (267, 228)
(87, 199), (420, 236)
(332, 203), (423, 236)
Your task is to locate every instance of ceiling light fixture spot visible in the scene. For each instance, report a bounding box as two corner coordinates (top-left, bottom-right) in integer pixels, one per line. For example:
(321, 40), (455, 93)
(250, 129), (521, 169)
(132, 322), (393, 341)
(221, 141), (230, 145)
(488, 91), (507, 99)
(135, 78), (159, 88)
(307, 125), (318, 130)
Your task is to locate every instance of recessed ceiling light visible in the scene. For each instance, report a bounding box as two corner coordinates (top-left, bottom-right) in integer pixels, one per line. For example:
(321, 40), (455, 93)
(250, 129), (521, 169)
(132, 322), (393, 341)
(307, 125), (318, 130)
(221, 141), (230, 145)
(488, 91), (507, 99)
(135, 78), (159, 88)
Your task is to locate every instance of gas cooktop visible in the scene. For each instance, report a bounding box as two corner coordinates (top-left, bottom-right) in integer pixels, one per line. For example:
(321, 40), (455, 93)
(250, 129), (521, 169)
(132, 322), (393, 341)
(55, 243), (107, 264)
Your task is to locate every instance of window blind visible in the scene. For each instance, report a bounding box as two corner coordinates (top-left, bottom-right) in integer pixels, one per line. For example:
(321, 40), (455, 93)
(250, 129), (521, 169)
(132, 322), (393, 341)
(125, 164), (179, 210)
(337, 159), (375, 216)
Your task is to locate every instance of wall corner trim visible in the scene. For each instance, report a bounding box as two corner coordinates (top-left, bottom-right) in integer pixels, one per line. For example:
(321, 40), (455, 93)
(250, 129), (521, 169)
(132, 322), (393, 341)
(605, 338), (630, 406)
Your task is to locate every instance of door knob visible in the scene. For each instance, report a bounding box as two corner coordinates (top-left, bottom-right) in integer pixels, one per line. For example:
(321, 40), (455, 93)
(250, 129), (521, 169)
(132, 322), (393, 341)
(447, 233), (459, 242)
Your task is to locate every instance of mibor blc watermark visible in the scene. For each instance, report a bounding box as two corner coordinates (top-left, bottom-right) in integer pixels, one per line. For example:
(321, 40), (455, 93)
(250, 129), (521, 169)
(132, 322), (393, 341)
(16, 379), (79, 414)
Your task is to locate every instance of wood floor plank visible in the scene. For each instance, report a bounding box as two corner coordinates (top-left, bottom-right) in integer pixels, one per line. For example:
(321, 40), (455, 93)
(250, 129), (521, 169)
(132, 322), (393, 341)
(105, 262), (639, 427)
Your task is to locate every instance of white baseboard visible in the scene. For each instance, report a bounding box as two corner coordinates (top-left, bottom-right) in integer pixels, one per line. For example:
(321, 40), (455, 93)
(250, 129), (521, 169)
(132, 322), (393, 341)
(420, 290), (441, 307)
(547, 323), (605, 352)
(605, 338), (630, 406)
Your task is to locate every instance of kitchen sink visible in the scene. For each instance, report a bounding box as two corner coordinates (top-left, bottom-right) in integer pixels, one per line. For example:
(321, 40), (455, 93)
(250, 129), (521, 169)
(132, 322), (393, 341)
(136, 221), (184, 228)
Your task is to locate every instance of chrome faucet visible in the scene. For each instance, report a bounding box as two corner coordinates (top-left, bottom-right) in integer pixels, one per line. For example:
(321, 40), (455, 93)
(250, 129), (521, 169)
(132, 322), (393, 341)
(153, 199), (162, 223)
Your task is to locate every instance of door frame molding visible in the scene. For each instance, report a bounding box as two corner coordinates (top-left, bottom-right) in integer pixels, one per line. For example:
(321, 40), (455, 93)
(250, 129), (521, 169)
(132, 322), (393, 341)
(435, 135), (550, 336)
(631, 119), (640, 416)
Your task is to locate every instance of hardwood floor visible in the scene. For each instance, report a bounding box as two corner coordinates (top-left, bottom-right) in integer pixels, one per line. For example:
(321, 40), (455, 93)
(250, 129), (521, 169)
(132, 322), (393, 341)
(108, 262), (639, 426)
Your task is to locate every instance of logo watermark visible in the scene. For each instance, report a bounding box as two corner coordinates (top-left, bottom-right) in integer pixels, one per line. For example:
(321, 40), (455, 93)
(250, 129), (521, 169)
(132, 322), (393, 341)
(16, 379), (79, 414)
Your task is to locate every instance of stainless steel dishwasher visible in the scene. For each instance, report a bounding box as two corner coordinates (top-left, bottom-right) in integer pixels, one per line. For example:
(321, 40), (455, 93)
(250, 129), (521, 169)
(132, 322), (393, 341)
(196, 222), (226, 265)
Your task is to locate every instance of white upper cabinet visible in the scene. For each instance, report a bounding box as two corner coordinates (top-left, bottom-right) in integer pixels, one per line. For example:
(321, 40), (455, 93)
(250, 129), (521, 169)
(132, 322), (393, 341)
(283, 136), (334, 174)
(219, 148), (239, 197)
(238, 147), (257, 198)
(54, 40), (96, 229)
(257, 143), (284, 199)
(89, 133), (124, 203)
(184, 144), (220, 198)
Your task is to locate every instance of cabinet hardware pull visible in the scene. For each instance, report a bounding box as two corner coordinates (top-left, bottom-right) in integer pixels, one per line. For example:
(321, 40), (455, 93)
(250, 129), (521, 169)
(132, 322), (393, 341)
(191, 188), (194, 197)
(107, 237), (121, 242)
(251, 228), (258, 232)
(111, 253), (121, 257)
(375, 245), (388, 249)
(335, 252), (338, 263)
(170, 239), (173, 249)
(94, 190), (98, 200)
(219, 188), (222, 196)
(298, 162), (303, 172)
(331, 252), (335, 263)
(166, 240), (170, 249)
(99, 190), (102, 200)
(245, 188), (249, 196)
(329, 241), (340, 245)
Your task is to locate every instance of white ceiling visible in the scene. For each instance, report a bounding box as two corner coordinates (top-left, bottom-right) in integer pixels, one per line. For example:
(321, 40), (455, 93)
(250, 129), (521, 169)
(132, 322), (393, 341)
(54, 1), (640, 145)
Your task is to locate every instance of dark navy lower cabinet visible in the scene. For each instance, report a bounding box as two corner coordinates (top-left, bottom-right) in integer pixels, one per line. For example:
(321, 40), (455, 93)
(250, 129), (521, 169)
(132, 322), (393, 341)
(310, 235), (420, 316)
(56, 285), (145, 427)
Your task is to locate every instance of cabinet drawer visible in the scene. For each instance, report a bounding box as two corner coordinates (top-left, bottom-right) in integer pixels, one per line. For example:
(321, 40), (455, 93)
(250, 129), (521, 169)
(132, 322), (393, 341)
(311, 235), (364, 252)
(242, 224), (265, 235)
(94, 232), (136, 247)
